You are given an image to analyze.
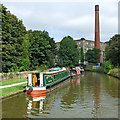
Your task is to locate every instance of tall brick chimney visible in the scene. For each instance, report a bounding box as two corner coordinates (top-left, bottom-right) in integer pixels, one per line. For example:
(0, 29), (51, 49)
(95, 5), (100, 49)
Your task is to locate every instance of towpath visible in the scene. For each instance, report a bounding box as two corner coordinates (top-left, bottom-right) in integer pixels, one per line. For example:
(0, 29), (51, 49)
(0, 81), (27, 89)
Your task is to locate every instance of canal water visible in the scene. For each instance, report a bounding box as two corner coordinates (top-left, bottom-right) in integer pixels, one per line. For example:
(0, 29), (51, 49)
(2, 71), (120, 118)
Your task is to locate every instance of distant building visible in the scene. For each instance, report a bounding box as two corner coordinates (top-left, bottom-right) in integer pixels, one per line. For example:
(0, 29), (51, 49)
(75, 38), (106, 63)
(56, 5), (106, 64)
(56, 38), (106, 64)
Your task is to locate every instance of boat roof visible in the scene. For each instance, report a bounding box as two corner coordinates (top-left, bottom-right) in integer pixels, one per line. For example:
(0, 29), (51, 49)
(26, 69), (68, 75)
(43, 70), (66, 74)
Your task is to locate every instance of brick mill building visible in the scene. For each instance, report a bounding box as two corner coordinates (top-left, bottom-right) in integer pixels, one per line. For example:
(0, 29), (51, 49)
(56, 5), (106, 64)
(74, 38), (106, 63)
(56, 38), (106, 64)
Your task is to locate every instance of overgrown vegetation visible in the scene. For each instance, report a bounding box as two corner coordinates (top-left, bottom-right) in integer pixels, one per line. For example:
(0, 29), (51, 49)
(102, 61), (114, 73)
(108, 68), (120, 78)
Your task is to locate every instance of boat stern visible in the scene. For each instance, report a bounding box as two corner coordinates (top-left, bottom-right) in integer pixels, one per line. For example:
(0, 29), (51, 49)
(26, 86), (46, 94)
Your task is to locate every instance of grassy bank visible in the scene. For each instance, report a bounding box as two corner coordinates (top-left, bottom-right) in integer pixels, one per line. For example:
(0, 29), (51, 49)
(108, 68), (120, 79)
(1, 83), (26, 96)
(1, 78), (27, 86)
(85, 67), (120, 79)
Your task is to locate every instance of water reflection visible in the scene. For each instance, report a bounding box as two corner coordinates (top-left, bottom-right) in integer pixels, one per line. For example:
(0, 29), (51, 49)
(60, 77), (81, 110)
(26, 94), (47, 115)
(25, 79), (71, 118)
(2, 71), (119, 118)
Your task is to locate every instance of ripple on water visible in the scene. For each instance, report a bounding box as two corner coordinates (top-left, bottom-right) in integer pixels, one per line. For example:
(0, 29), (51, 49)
(2, 71), (120, 118)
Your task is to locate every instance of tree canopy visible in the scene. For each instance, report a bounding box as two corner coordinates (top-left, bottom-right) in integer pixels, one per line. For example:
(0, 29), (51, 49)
(85, 48), (100, 63)
(80, 47), (84, 63)
(2, 5), (27, 72)
(28, 30), (56, 70)
(105, 34), (120, 67)
(2, 5), (56, 72)
(58, 36), (79, 67)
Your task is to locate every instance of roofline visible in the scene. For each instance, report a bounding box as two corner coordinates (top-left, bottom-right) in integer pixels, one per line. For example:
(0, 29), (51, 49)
(75, 39), (105, 43)
(56, 39), (105, 43)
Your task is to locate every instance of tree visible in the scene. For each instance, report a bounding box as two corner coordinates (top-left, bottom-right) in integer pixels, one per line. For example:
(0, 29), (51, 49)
(19, 34), (30, 71)
(2, 5), (27, 72)
(85, 48), (101, 63)
(105, 34), (120, 67)
(28, 30), (56, 70)
(103, 61), (114, 73)
(80, 47), (84, 63)
(59, 36), (79, 67)
(2, 5), (57, 72)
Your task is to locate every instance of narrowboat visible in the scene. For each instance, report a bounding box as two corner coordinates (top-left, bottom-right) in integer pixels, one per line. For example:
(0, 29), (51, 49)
(25, 68), (70, 94)
(80, 67), (84, 73)
(70, 66), (81, 77)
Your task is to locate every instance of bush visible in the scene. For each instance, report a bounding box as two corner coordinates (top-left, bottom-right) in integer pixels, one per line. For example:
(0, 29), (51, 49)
(108, 68), (120, 78)
(92, 69), (97, 72)
(103, 61), (114, 73)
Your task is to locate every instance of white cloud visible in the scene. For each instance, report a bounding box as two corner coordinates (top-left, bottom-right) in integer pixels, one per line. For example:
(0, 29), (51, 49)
(3, 1), (118, 42)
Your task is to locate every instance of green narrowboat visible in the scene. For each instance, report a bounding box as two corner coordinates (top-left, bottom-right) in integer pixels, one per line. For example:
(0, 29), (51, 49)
(25, 68), (70, 94)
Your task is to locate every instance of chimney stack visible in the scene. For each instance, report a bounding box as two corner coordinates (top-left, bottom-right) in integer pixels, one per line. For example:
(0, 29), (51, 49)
(95, 5), (100, 49)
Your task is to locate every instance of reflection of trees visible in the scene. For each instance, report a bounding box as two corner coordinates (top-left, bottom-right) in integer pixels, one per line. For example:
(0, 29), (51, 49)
(92, 75), (100, 117)
(103, 75), (119, 98)
(61, 77), (81, 106)
(26, 71), (119, 117)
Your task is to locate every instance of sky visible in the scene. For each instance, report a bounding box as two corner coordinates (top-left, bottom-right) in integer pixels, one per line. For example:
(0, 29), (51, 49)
(3, 0), (119, 42)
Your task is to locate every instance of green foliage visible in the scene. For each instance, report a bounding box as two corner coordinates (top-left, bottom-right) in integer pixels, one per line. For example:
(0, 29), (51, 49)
(105, 34), (120, 67)
(2, 5), (56, 72)
(103, 61), (114, 73)
(108, 68), (120, 78)
(58, 36), (79, 66)
(28, 30), (56, 70)
(2, 5), (27, 72)
(19, 34), (30, 71)
(81, 47), (84, 63)
(36, 64), (48, 72)
(85, 48), (100, 63)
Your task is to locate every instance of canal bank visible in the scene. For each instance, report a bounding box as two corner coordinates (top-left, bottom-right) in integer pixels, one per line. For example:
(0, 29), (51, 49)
(1, 74), (71, 99)
(85, 67), (120, 80)
(2, 71), (119, 118)
(1, 83), (27, 99)
(0, 70), (48, 98)
(1, 67), (120, 99)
